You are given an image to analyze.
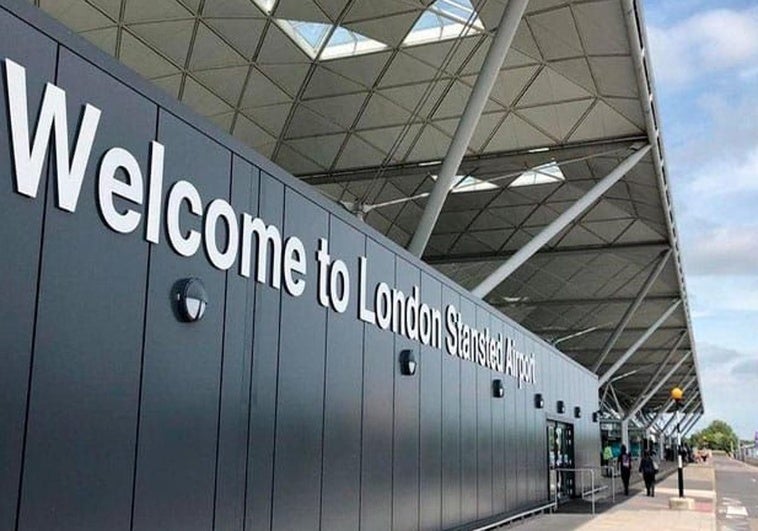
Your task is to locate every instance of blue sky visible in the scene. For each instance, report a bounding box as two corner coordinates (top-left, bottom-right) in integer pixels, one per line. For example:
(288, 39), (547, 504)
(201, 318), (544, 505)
(643, 0), (758, 438)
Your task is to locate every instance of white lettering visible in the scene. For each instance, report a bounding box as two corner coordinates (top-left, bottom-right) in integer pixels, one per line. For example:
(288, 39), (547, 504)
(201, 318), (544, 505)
(145, 141), (164, 244)
(166, 180), (202, 257)
(5, 59), (100, 211)
(97, 147), (143, 234)
(358, 257), (375, 324)
(204, 198), (238, 270)
(240, 214), (282, 288)
(283, 236), (306, 297)
(329, 259), (349, 314)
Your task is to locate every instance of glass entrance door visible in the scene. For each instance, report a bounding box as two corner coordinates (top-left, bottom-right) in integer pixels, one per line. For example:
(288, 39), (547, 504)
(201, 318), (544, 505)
(547, 420), (575, 501)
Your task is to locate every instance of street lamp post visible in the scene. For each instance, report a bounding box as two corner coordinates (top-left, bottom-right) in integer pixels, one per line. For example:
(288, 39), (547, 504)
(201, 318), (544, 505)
(671, 387), (684, 497)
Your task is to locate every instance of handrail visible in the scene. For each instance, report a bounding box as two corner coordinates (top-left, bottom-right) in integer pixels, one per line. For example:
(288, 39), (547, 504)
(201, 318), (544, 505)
(472, 500), (557, 531)
(554, 467), (598, 514)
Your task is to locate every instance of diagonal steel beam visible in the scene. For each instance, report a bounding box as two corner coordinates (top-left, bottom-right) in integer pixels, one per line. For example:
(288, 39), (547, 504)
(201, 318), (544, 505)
(598, 299), (681, 386)
(679, 408), (700, 435)
(682, 412), (703, 437)
(662, 391), (699, 433)
(624, 350), (691, 421)
(471, 144), (652, 297)
(663, 395), (699, 436)
(407, 0), (530, 257)
(592, 249), (673, 372)
(645, 371), (696, 430)
(426, 242), (669, 266)
(624, 335), (688, 418)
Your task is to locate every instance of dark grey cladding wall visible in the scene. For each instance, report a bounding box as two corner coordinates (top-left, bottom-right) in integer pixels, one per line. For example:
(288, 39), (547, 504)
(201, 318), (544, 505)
(0, 1), (599, 530)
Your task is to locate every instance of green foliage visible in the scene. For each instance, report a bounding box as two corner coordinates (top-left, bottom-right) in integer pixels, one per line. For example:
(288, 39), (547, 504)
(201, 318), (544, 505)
(690, 420), (739, 452)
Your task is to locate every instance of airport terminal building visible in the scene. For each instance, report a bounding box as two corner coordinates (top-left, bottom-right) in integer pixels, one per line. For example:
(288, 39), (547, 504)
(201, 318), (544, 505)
(0, 0), (703, 530)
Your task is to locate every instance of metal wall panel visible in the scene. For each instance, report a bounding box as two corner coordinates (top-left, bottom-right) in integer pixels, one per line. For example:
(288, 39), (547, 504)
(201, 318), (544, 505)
(271, 190), (328, 531)
(359, 238), (395, 531)
(392, 257), (421, 531)
(441, 285), (462, 528)
(213, 157), (259, 531)
(320, 216), (364, 531)
(0, 10), (56, 531)
(419, 272), (442, 531)
(132, 111), (230, 531)
(245, 172), (284, 531)
(491, 315), (507, 516)
(459, 297), (478, 524)
(476, 305), (493, 519)
(18, 49), (154, 531)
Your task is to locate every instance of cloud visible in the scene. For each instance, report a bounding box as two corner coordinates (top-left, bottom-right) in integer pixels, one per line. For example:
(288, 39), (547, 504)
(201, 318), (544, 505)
(688, 144), (758, 197)
(697, 342), (743, 367)
(689, 342), (758, 438)
(683, 225), (758, 275)
(731, 358), (758, 377)
(648, 6), (758, 86)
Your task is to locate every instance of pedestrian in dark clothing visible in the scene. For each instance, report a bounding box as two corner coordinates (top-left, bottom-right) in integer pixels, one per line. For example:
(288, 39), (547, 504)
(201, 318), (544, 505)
(639, 450), (657, 496)
(618, 444), (632, 495)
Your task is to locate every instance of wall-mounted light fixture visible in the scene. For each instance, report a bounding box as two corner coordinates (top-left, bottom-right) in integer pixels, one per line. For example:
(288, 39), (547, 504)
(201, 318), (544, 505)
(176, 278), (208, 322)
(399, 349), (417, 376)
(492, 379), (505, 398)
(592, 411), (599, 423)
(574, 406), (582, 419)
(557, 400), (565, 414)
(534, 393), (544, 409)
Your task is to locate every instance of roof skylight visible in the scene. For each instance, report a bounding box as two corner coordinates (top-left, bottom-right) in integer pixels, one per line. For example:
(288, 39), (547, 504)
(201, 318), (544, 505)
(275, 20), (388, 60)
(431, 174), (499, 193)
(321, 26), (388, 60)
(508, 161), (566, 188)
(404, 0), (484, 47)
(251, 0), (276, 15)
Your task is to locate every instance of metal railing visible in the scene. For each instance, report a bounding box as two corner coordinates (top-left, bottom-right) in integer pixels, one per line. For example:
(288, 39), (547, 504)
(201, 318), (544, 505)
(553, 466), (618, 514)
(473, 500), (557, 531)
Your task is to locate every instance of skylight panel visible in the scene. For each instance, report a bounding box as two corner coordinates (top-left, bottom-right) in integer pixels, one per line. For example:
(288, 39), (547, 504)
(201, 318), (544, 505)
(431, 174), (499, 193)
(251, 0), (276, 15)
(275, 20), (332, 59)
(321, 27), (388, 60)
(508, 161), (566, 188)
(404, 0), (484, 47)
(275, 20), (388, 60)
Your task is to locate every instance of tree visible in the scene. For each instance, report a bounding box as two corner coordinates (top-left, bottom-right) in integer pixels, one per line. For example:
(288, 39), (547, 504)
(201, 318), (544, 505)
(690, 420), (739, 453)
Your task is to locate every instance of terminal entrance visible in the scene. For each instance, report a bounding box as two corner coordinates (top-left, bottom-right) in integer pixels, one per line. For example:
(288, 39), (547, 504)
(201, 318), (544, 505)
(547, 421), (575, 501)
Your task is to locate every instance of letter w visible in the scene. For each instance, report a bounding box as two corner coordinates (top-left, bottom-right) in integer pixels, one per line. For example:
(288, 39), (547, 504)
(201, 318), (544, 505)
(5, 59), (101, 211)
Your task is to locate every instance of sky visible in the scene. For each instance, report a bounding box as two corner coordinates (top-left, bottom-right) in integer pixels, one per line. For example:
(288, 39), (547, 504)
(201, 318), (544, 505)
(642, 0), (758, 439)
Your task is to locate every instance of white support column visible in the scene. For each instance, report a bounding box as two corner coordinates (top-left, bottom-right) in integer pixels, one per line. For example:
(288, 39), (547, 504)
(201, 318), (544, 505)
(621, 418), (630, 448)
(625, 350), (691, 420)
(592, 249), (672, 372)
(472, 145), (651, 297)
(598, 299), (681, 386)
(407, 0), (530, 257)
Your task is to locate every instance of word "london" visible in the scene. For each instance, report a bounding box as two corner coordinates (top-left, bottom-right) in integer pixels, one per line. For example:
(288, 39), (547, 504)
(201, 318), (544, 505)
(2, 58), (536, 386)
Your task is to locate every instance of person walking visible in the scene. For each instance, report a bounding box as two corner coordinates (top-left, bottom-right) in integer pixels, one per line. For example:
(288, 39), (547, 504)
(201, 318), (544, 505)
(639, 450), (657, 496)
(618, 444), (632, 495)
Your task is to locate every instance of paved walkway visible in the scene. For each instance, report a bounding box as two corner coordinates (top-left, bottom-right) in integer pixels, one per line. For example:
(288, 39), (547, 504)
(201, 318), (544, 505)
(503, 462), (716, 530)
(713, 454), (758, 530)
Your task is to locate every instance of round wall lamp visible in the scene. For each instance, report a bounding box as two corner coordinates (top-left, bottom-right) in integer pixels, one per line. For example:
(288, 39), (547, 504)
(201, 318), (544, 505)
(574, 406), (582, 419)
(534, 393), (545, 409)
(556, 400), (565, 414)
(492, 379), (505, 398)
(399, 349), (417, 376)
(177, 278), (208, 322)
